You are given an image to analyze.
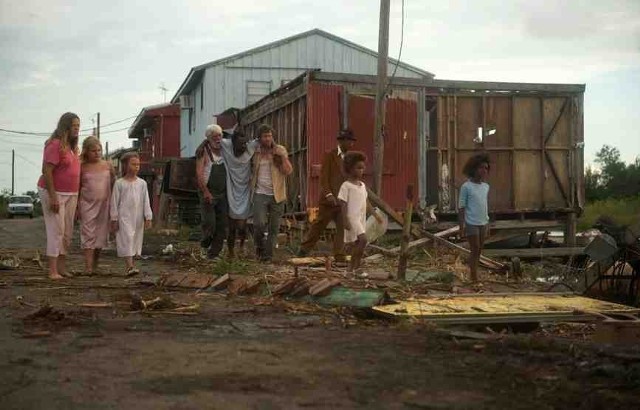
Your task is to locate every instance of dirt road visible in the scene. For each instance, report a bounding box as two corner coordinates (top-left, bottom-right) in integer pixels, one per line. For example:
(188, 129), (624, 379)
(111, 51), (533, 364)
(0, 218), (638, 409)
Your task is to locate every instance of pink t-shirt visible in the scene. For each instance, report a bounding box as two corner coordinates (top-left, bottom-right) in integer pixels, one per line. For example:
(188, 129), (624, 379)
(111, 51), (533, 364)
(37, 139), (81, 193)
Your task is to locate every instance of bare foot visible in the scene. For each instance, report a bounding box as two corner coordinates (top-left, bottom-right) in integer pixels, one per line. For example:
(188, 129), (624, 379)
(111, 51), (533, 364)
(49, 273), (64, 280)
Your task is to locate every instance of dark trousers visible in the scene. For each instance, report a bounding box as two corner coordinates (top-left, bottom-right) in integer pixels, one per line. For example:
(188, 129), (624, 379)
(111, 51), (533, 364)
(300, 203), (345, 260)
(253, 193), (284, 260)
(227, 218), (247, 253)
(199, 194), (228, 258)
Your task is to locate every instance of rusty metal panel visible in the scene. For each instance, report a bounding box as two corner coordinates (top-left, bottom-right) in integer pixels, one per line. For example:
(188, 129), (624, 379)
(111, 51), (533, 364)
(306, 82), (342, 209)
(347, 94), (418, 210)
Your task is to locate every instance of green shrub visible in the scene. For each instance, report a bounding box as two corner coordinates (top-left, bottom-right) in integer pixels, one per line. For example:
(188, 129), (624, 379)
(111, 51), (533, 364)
(579, 196), (640, 230)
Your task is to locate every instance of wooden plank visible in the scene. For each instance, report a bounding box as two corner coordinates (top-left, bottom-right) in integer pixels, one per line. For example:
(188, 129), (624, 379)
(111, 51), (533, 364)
(514, 151), (543, 210)
(483, 247), (584, 258)
(241, 82), (307, 125)
(422, 231), (505, 270)
(490, 220), (563, 231)
(366, 187), (422, 238)
(398, 185), (415, 280)
(312, 72), (586, 93)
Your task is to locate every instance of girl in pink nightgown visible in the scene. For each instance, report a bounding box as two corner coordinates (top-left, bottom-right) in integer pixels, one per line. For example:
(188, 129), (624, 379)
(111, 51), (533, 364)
(78, 136), (115, 275)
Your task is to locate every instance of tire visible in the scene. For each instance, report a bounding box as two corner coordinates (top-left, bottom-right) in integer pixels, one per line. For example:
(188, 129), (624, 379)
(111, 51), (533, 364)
(8, 214), (14, 219)
(29, 214), (33, 219)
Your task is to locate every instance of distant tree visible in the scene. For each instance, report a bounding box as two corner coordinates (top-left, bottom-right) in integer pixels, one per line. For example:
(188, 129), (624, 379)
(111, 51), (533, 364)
(587, 145), (640, 201)
(585, 165), (604, 202)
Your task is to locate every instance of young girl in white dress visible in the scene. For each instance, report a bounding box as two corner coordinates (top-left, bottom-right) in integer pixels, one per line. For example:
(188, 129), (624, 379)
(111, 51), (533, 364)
(338, 151), (382, 273)
(110, 153), (152, 276)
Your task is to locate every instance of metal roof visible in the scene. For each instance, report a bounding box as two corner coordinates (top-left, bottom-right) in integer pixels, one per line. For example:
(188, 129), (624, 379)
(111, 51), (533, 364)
(128, 103), (178, 138)
(171, 28), (434, 103)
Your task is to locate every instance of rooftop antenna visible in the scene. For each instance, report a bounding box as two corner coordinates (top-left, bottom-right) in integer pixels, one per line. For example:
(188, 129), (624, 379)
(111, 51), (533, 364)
(159, 82), (169, 102)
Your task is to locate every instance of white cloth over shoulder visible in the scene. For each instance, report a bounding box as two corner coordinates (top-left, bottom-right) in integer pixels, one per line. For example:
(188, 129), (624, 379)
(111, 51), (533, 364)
(220, 139), (257, 219)
(110, 177), (153, 257)
(338, 180), (368, 243)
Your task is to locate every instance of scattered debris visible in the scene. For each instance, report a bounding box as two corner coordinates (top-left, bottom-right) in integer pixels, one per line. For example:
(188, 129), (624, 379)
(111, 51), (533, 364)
(309, 279), (341, 297)
(78, 302), (113, 308)
(161, 273), (214, 289)
(211, 273), (231, 290)
(162, 244), (176, 255)
(22, 330), (52, 339)
(0, 255), (20, 270)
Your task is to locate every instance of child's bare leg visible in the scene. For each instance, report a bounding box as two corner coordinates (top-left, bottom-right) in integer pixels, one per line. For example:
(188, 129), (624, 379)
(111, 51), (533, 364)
(467, 234), (480, 282)
(125, 256), (134, 270)
(94, 249), (102, 270)
(351, 235), (367, 272)
(57, 255), (66, 276)
(48, 256), (63, 280)
(84, 249), (94, 273)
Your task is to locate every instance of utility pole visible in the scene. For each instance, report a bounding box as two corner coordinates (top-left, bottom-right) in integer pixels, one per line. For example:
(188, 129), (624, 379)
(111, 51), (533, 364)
(11, 149), (15, 195)
(159, 82), (169, 103)
(96, 112), (101, 140)
(373, 0), (390, 195)
(105, 141), (109, 159)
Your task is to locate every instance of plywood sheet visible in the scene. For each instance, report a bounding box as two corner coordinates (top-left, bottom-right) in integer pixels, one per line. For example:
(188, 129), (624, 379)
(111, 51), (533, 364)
(484, 97), (512, 148)
(455, 97), (482, 149)
(513, 97), (541, 149)
(514, 151), (542, 210)
(373, 294), (639, 319)
(543, 97), (570, 147)
(544, 151), (570, 208)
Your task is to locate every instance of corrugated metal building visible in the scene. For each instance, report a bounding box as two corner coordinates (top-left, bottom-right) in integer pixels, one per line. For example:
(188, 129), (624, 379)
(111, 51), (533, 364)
(239, 71), (585, 230)
(170, 29), (433, 157)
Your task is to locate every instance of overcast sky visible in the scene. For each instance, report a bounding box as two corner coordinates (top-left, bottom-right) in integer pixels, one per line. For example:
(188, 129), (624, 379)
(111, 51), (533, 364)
(1, 0), (638, 194)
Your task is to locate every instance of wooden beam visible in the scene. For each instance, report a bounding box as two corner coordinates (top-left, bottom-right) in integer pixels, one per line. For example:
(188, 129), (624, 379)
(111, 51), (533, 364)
(367, 187), (422, 238)
(241, 83), (307, 125)
(312, 72), (586, 93)
(398, 185), (414, 280)
(483, 247), (584, 258)
(544, 150), (570, 207)
(422, 231), (505, 271)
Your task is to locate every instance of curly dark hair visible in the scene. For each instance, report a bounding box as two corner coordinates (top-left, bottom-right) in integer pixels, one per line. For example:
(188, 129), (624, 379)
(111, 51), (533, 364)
(462, 152), (491, 178)
(343, 151), (367, 174)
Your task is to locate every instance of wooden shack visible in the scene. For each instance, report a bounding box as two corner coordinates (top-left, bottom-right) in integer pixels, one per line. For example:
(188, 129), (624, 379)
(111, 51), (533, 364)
(239, 70), (585, 238)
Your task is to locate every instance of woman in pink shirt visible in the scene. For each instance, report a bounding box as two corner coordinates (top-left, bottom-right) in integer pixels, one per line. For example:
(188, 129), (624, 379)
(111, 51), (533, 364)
(37, 112), (81, 280)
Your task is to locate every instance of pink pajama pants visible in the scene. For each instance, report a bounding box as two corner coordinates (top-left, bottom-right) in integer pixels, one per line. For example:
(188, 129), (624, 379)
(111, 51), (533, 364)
(39, 188), (78, 257)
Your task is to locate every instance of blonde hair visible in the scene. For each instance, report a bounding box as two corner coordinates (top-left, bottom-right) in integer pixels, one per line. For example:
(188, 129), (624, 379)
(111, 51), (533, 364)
(121, 152), (140, 176)
(81, 136), (102, 163)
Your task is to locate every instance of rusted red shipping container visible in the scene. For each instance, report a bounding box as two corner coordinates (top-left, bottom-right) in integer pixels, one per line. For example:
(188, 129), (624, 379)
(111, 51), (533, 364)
(240, 73), (419, 212)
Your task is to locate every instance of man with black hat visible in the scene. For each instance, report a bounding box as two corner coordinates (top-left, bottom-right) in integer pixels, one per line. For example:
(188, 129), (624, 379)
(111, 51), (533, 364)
(298, 128), (356, 262)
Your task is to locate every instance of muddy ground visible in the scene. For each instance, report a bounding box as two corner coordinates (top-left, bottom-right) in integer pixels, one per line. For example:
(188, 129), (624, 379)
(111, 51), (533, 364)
(0, 217), (639, 409)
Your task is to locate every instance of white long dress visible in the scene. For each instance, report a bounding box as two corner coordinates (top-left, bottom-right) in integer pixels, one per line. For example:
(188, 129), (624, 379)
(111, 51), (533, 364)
(337, 180), (368, 244)
(110, 177), (153, 257)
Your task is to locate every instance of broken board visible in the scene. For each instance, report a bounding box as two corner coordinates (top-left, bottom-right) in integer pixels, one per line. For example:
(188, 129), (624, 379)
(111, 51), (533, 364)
(373, 293), (640, 324)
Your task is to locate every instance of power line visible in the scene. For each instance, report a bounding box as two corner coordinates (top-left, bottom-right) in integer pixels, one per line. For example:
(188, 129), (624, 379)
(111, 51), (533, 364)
(99, 126), (131, 135)
(386, 0), (405, 93)
(0, 128), (48, 136)
(80, 115), (138, 132)
(0, 114), (138, 137)
(15, 153), (39, 167)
